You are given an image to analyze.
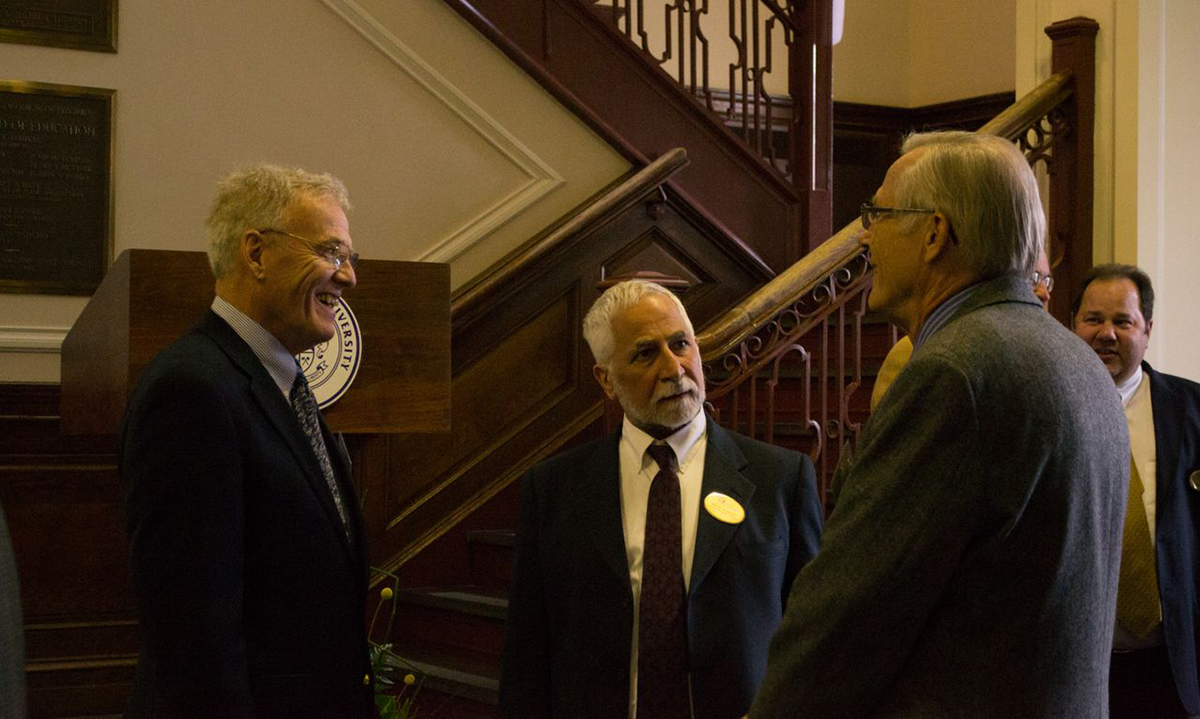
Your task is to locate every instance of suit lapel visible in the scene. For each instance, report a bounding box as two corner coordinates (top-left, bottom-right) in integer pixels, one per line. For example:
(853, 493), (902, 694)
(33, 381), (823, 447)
(198, 311), (359, 561)
(571, 431), (634, 590)
(690, 418), (755, 593)
(1148, 363), (1185, 529)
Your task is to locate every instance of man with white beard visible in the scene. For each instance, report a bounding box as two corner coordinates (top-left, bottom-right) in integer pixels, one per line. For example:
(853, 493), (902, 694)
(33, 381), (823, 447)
(498, 280), (824, 719)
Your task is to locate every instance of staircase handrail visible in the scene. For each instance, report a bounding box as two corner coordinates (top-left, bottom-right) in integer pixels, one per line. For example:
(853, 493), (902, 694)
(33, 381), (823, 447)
(697, 69), (1076, 362)
(978, 70), (1073, 140)
(453, 147), (689, 315)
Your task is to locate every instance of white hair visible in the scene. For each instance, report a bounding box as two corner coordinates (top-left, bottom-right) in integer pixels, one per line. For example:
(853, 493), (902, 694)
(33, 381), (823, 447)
(896, 131), (1044, 279)
(582, 280), (693, 367)
(205, 164), (350, 279)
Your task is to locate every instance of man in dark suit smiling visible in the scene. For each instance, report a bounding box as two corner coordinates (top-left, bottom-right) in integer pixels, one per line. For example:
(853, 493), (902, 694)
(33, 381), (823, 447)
(1074, 263), (1200, 718)
(498, 279), (823, 719)
(120, 165), (372, 718)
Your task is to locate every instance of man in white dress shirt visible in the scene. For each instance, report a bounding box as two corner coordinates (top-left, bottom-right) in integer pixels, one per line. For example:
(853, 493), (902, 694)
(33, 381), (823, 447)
(498, 280), (823, 719)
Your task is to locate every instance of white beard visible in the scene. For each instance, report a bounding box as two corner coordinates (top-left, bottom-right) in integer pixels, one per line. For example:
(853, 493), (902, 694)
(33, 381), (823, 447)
(613, 374), (705, 433)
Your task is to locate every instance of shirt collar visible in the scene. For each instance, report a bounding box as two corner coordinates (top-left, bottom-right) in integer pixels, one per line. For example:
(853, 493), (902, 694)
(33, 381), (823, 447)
(1116, 364), (1145, 407)
(912, 281), (988, 350)
(621, 409), (707, 473)
(211, 296), (298, 397)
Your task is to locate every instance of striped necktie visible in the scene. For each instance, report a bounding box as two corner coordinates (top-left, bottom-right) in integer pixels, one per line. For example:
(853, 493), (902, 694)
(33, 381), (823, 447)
(291, 365), (351, 536)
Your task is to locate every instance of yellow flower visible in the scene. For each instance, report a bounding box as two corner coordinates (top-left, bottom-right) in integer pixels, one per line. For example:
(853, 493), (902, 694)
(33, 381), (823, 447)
(381, 587), (394, 600)
(404, 673), (416, 686)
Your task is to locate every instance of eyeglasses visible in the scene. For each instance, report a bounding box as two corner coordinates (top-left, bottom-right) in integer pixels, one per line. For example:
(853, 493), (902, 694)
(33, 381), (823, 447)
(257, 228), (359, 272)
(1031, 271), (1054, 292)
(860, 204), (936, 230)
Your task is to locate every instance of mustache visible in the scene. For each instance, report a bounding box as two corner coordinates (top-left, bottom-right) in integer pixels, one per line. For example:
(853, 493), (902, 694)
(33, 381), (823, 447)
(654, 376), (699, 402)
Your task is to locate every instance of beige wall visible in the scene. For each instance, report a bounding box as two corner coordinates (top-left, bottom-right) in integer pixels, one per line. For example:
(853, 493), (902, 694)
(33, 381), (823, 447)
(1139, 0), (1200, 379)
(1018, 0), (1200, 380)
(834, 0), (1015, 106)
(0, 0), (629, 383)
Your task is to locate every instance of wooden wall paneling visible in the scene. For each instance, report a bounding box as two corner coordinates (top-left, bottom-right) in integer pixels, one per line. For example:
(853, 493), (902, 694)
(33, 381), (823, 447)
(0, 384), (136, 717)
(831, 92), (1017, 231)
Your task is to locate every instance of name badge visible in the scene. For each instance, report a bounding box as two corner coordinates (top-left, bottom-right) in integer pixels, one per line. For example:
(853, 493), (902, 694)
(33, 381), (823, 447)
(704, 492), (745, 525)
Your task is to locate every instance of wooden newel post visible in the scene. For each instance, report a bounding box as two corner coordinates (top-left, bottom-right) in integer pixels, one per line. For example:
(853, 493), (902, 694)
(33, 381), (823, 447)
(792, 0), (834, 258)
(60, 249), (451, 436)
(1045, 17), (1098, 326)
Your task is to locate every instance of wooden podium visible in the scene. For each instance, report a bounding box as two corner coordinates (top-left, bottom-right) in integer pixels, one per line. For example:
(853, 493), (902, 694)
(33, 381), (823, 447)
(60, 249), (450, 435)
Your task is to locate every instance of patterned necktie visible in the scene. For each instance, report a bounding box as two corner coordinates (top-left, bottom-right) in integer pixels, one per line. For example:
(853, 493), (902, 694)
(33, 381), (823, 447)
(1116, 457), (1161, 638)
(291, 365), (351, 536)
(638, 443), (690, 719)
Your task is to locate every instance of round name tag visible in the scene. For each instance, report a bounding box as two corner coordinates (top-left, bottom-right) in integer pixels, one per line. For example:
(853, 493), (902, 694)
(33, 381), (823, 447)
(703, 491), (745, 525)
(296, 298), (362, 409)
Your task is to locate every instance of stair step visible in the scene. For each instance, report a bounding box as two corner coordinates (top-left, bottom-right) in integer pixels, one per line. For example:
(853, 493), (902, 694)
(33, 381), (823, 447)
(395, 587), (508, 665)
(401, 586), (508, 619)
(380, 646), (499, 717)
(467, 529), (515, 591)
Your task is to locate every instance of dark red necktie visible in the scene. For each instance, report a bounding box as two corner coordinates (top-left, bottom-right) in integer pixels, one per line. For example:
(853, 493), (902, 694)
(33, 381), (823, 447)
(638, 443), (690, 719)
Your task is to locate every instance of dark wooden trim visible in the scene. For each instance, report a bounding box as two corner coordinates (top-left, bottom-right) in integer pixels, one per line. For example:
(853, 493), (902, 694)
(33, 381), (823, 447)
(834, 92), (1017, 135)
(1046, 17), (1098, 326)
(0, 383), (62, 419)
(796, 0), (835, 255)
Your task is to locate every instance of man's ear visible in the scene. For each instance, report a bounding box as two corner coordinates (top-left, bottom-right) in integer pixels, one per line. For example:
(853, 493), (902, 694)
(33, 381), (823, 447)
(594, 364), (618, 400)
(921, 212), (955, 263)
(242, 230), (268, 280)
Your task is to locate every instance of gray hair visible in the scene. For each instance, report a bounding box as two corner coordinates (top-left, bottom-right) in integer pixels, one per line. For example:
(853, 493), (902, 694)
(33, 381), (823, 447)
(582, 280), (693, 367)
(205, 164), (351, 279)
(895, 131), (1044, 279)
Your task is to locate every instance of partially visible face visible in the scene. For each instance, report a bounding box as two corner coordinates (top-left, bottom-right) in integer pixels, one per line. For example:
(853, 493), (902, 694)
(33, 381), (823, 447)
(1032, 249), (1052, 309)
(1073, 277), (1152, 385)
(595, 293), (705, 437)
(860, 149), (928, 325)
(257, 193), (357, 354)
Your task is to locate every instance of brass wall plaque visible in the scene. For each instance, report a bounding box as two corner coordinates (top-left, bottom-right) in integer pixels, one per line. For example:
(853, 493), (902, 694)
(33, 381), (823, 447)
(0, 80), (114, 295)
(0, 1), (116, 52)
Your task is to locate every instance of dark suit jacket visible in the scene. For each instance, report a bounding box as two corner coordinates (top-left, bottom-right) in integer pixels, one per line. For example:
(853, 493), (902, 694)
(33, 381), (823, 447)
(498, 415), (823, 719)
(752, 276), (1130, 717)
(119, 310), (373, 718)
(1144, 362), (1200, 714)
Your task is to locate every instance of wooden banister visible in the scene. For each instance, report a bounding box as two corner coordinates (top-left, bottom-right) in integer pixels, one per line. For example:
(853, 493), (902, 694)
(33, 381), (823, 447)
(977, 70), (1073, 141)
(697, 222), (861, 361)
(452, 147), (689, 315)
